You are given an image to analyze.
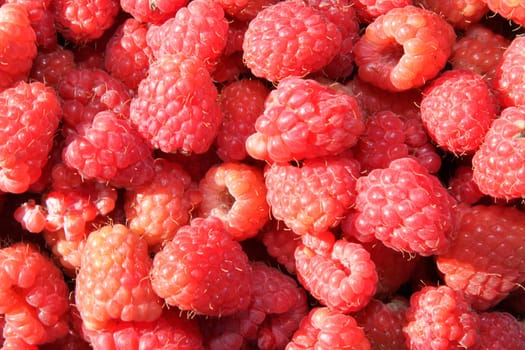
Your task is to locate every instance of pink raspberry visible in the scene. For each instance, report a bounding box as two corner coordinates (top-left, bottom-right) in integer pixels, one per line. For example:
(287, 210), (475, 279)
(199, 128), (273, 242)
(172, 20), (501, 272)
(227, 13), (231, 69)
(494, 36), (525, 107)
(478, 311), (525, 349)
(354, 5), (456, 91)
(264, 154), (361, 236)
(242, 0), (342, 82)
(120, 0), (188, 24)
(245, 77), (364, 163)
(150, 217), (253, 317)
(353, 157), (458, 256)
(75, 224), (163, 331)
(352, 0), (412, 23)
(129, 54), (223, 154)
(414, 0), (489, 29)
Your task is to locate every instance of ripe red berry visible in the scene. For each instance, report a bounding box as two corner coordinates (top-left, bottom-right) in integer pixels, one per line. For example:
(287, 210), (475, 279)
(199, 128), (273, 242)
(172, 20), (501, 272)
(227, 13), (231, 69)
(478, 311), (525, 349)
(484, 0), (525, 27)
(494, 35), (525, 108)
(414, 0), (489, 29)
(120, 0), (188, 24)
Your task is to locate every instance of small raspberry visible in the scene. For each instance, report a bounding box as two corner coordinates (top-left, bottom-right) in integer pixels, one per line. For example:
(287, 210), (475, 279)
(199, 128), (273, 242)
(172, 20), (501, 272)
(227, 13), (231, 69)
(63, 110), (155, 189)
(448, 164), (484, 205)
(146, 0), (229, 71)
(414, 0), (489, 29)
(353, 5), (456, 91)
(295, 237), (378, 313)
(264, 154), (361, 236)
(484, 0), (525, 27)
(104, 18), (155, 90)
(0, 243), (70, 345)
(0, 3), (37, 90)
(494, 36), (525, 107)
(43, 227), (88, 276)
(436, 204), (525, 310)
(242, 0), (342, 82)
(120, 0), (188, 24)
(286, 307), (371, 350)
(150, 216), (253, 317)
(420, 69), (498, 155)
(75, 224), (163, 331)
(30, 45), (76, 89)
(232, 0), (279, 21)
(472, 106), (525, 199)
(0, 81), (62, 194)
(354, 157), (458, 256)
(129, 54), (223, 154)
(245, 77), (364, 163)
(259, 221), (300, 274)
(403, 285), (480, 350)
(352, 0), (412, 23)
(216, 79), (269, 162)
(478, 311), (525, 349)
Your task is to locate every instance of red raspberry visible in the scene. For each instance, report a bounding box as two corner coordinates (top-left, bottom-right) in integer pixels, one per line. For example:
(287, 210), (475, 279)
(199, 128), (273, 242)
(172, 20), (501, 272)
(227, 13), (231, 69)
(403, 115), (443, 174)
(198, 162), (269, 241)
(259, 220), (300, 274)
(125, 158), (201, 251)
(264, 154), (361, 236)
(0, 81), (61, 194)
(30, 46), (76, 89)
(436, 204), (525, 310)
(494, 36), (525, 107)
(75, 224), (163, 331)
(215, 0), (249, 17)
(146, 0), (229, 72)
(129, 54), (223, 154)
(353, 5), (456, 91)
(286, 307), (371, 350)
(52, 0), (120, 43)
(242, 0), (342, 82)
(245, 77), (364, 163)
(353, 157), (458, 256)
(295, 237), (378, 313)
(212, 52), (249, 84)
(404, 285), (480, 350)
(57, 67), (133, 127)
(216, 79), (269, 162)
(478, 311), (525, 349)
(420, 69), (498, 155)
(43, 227), (88, 276)
(450, 23), (510, 85)
(448, 163), (484, 205)
(120, 0), (188, 24)
(0, 3), (37, 90)
(352, 0), (412, 23)
(414, 0), (489, 29)
(104, 18), (155, 90)
(353, 297), (409, 350)
(232, 0), (279, 21)
(63, 111), (155, 189)
(0, 243), (70, 346)
(472, 106), (525, 199)
(150, 216), (253, 317)
(484, 0), (525, 27)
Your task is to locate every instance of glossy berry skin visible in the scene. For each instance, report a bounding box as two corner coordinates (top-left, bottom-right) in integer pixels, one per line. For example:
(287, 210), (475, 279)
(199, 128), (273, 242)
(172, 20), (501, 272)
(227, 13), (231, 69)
(436, 204), (525, 310)
(75, 224), (163, 331)
(354, 157), (458, 256)
(472, 106), (525, 199)
(0, 81), (61, 194)
(242, 0), (342, 82)
(150, 217), (253, 317)
(354, 5), (456, 91)
(245, 77), (364, 163)
(494, 36), (525, 108)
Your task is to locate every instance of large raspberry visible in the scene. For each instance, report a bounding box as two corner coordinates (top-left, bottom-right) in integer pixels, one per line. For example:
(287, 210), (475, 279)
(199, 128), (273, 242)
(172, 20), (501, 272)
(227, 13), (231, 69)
(150, 217), (253, 317)
(75, 224), (163, 331)
(494, 35), (525, 107)
(0, 81), (61, 194)
(245, 77), (364, 163)
(242, 0), (342, 82)
(354, 5), (456, 91)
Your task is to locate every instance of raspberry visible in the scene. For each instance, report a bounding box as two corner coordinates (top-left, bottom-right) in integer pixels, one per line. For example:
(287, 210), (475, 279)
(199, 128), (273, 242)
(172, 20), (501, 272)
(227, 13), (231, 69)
(216, 79), (269, 162)
(215, 0), (248, 17)
(0, 81), (61, 194)
(129, 54), (223, 154)
(414, 0), (489, 29)
(150, 216), (252, 317)
(75, 224), (163, 331)
(242, 0), (342, 82)
(478, 311), (525, 349)
(436, 204), (525, 310)
(286, 307), (371, 350)
(353, 157), (458, 256)
(472, 106), (525, 199)
(494, 36), (525, 107)
(295, 237), (378, 313)
(259, 221), (300, 274)
(0, 3), (37, 90)
(245, 77), (364, 163)
(30, 46), (76, 89)
(264, 154), (361, 236)
(125, 158), (201, 251)
(52, 0), (120, 43)
(120, 0), (188, 24)
(352, 0), (412, 23)
(484, 0), (525, 27)
(0, 243), (70, 345)
(448, 164), (484, 205)
(353, 5), (456, 91)
(232, 0), (278, 21)
(63, 110), (155, 189)
(404, 285), (480, 350)
(353, 297), (409, 350)
(146, 0), (229, 72)
(43, 227), (88, 276)
(198, 162), (269, 241)
(104, 18), (155, 90)
(420, 69), (498, 155)
(6, 0), (57, 49)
